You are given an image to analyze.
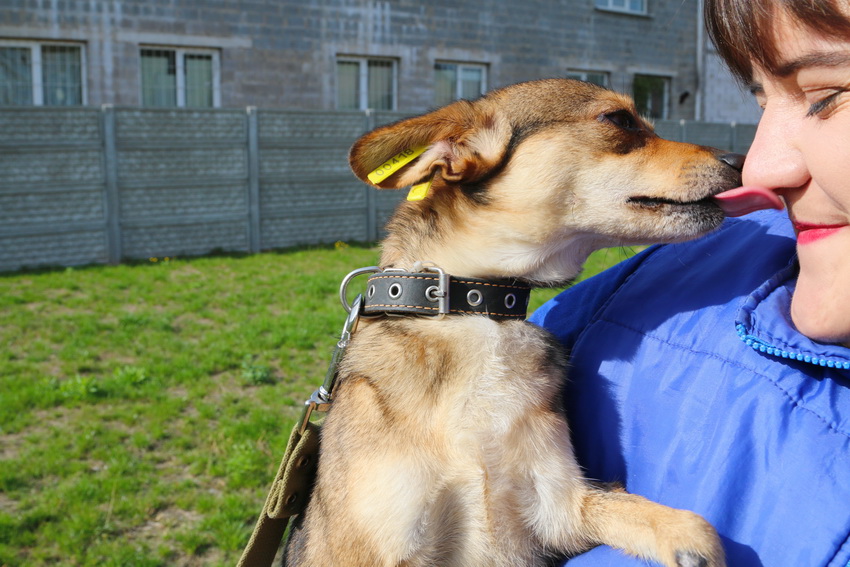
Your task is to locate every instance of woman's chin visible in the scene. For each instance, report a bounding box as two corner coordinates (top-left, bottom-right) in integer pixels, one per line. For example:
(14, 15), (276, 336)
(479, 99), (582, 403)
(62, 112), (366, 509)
(790, 289), (850, 348)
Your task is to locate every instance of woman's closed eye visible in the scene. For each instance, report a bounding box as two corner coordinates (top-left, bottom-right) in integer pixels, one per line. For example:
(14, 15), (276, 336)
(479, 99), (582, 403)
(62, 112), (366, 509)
(806, 88), (847, 118)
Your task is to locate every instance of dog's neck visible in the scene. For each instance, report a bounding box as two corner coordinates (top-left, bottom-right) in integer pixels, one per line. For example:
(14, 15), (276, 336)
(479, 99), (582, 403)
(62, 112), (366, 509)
(379, 196), (599, 288)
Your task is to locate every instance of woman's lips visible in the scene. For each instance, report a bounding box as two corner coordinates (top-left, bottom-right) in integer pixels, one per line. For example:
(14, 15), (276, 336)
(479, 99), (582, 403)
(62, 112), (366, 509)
(793, 222), (848, 245)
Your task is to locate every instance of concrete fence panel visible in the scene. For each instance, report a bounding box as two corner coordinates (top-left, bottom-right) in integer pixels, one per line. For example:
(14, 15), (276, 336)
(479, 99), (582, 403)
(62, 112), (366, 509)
(0, 106), (756, 273)
(0, 107), (109, 271)
(113, 108), (251, 260)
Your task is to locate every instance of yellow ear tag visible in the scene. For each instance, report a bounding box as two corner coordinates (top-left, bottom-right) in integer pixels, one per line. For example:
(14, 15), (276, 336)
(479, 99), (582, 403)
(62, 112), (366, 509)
(407, 177), (433, 201)
(367, 146), (428, 184)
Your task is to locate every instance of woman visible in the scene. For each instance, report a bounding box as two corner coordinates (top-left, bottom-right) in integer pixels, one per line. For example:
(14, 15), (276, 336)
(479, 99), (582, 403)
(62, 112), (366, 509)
(530, 1), (850, 565)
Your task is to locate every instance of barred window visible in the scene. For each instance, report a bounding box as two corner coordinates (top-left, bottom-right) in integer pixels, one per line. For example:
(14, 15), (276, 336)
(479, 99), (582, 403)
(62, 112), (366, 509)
(0, 41), (84, 106)
(140, 47), (219, 108)
(434, 62), (487, 107)
(336, 56), (397, 111)
(633, 74), (669, 119)
(566, 69), (610, 88)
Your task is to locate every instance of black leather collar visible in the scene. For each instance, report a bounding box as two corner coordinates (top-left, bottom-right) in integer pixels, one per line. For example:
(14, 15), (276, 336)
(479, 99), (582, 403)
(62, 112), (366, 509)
(362, 270), (531, 320)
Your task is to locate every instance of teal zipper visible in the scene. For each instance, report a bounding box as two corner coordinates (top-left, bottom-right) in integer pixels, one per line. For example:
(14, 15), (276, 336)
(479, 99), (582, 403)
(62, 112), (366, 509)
(736, 324), (850, 370)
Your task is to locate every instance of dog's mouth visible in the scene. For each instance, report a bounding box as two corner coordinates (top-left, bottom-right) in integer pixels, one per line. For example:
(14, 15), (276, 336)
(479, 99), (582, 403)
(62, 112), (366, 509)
(626, 196), (716, 209)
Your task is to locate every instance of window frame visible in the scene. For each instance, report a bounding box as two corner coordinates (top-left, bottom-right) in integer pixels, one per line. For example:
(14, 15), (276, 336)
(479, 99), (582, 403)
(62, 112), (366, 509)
(0, 39), (87, 106)
(595, 0), (648, 16)
(565, 69), (610, 88)
(139, 46), (221, 108)
(632, 73), (671, 119)
(433, 61), (488, 107)
(335, 55), (398, 111)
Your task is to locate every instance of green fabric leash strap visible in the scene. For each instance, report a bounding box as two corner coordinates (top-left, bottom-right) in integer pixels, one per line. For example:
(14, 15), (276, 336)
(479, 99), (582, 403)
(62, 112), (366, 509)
(238, 293), (364, 567)
(237, 420), (320, 567)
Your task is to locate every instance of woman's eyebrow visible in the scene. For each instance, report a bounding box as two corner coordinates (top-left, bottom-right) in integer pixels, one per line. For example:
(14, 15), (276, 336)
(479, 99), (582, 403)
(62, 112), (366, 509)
(775, 51), (850, 77)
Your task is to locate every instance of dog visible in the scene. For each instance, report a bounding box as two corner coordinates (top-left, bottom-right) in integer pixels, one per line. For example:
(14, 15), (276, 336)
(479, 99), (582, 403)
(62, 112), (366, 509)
(283, 79), (738, 567)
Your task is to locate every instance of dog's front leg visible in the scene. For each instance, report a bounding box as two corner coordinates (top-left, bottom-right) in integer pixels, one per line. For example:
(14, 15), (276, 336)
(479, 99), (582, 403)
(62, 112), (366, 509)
(514, 411), (725, 567)
(575, 487), (726, 567)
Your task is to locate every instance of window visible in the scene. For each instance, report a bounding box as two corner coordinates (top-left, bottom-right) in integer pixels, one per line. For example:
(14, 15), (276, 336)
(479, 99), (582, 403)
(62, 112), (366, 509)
(633, 74), (669, 119)
(434, 62), (487, 107)
(595, 0), (647, 15)
(566, 69), (610, 88)
(0, 41), (84, 106)
(140, 47), (220, 108)
(336, 57), (397, 111)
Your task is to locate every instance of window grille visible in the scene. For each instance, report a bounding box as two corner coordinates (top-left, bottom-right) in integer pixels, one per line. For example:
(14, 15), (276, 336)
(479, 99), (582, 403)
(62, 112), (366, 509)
(141, 49), (177, 107)
(336, 57), (397, 111)
(0, 47), (32, 105)
(633, 74), (669, 119)
(0, 42), (83, 106)
(41, 45), (83, 105)
(140, 47), (219, 108)
(434, 62), (486, 107)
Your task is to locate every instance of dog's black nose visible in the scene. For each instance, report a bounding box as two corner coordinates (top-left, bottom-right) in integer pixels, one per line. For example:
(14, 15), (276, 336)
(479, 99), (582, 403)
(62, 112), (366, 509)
(718, 152), (746, 172)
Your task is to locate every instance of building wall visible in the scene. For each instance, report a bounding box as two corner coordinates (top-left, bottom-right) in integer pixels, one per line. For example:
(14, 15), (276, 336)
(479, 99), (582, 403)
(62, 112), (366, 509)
(1, 0), (702, 119)
(702, 49), (761, 124)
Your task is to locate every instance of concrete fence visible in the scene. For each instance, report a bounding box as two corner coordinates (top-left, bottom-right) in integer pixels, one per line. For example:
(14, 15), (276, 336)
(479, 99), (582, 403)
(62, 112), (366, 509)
(0, 106), (756, 273)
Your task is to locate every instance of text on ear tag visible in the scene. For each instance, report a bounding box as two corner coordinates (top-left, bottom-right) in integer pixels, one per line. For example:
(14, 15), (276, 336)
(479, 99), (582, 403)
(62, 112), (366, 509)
(367, 146), (428, 184)
(407, 176), (434, 201)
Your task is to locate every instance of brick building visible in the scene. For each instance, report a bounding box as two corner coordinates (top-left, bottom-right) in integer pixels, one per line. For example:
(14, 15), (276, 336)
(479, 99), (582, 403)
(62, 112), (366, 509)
(0, 0), (759, 122)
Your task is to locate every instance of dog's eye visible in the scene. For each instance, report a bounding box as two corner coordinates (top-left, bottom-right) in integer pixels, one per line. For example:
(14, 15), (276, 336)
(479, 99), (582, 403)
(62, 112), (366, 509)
(600, 110), (640, 131)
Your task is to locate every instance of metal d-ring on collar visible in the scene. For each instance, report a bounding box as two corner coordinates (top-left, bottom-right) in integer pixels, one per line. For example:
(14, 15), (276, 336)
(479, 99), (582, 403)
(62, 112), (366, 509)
(340, 266), (382, 314)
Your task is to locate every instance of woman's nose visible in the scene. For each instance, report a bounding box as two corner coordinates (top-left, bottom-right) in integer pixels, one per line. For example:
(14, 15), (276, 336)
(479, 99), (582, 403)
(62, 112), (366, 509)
(742, 104), (809, 190)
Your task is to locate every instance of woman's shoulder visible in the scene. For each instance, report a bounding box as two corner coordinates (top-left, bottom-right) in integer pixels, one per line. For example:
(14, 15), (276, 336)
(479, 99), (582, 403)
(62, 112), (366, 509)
(530, 209), (796, 345)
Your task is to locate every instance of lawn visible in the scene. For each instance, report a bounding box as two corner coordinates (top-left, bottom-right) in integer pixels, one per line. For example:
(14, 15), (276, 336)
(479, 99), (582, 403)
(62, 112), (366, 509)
(0, 243), (639, 566)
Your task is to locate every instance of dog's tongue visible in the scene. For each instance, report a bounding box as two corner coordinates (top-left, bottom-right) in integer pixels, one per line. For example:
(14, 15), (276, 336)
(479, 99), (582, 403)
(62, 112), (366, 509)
(713, 186), (784, 217)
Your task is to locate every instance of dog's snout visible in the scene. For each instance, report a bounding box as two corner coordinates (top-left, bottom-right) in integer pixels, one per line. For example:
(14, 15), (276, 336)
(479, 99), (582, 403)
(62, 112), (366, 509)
(718, 152), (745, 172)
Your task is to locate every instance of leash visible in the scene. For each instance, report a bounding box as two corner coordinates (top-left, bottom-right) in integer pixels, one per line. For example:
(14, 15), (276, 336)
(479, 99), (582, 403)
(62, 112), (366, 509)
(238, 265), (531, 566)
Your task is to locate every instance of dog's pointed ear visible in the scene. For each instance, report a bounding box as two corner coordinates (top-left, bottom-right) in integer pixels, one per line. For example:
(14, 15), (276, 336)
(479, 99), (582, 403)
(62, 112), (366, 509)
(349, 100), (512, 189)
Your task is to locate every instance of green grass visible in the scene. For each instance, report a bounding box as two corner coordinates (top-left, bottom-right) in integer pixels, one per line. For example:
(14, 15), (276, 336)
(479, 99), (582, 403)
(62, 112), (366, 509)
(0, 243), (639, 566)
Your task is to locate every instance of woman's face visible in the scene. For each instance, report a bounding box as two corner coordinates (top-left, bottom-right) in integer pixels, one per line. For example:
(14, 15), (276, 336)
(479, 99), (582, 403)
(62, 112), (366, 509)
(743, 11), (850, 347)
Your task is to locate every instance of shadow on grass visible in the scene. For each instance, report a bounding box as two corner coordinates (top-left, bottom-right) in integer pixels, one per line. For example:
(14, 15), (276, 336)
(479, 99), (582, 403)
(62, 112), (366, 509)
(0, 240), (380, 278)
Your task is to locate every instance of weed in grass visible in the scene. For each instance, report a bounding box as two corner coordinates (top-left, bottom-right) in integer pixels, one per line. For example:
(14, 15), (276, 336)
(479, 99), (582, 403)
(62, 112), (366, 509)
(240, 355), (275, 386)
(0, 242), (638, 566)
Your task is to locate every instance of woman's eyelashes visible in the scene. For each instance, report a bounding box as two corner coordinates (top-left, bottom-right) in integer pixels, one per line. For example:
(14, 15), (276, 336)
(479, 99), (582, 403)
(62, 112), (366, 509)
(806, 89), (846, 117)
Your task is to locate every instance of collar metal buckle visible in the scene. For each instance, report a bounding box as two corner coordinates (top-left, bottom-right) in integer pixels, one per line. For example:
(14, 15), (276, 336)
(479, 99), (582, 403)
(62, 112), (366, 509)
(414, 262), (450, 317)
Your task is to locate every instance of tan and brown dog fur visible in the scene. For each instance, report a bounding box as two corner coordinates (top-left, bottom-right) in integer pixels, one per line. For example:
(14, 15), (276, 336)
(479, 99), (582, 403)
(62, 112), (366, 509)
(284, 79), (737, 567)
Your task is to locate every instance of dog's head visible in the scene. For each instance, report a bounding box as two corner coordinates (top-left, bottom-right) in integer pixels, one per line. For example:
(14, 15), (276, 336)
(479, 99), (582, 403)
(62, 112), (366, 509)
(349, 79), (742, 285)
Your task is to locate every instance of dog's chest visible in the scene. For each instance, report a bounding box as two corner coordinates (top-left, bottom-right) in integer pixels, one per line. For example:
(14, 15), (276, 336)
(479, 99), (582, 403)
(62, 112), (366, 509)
(322, 316), (572, 561)
(341, 316), (567, 433)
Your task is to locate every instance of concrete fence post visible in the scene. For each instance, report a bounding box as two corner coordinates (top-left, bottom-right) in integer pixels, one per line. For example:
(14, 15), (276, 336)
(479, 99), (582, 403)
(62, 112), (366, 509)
(364, 109), (378, 242)
(730, 121), (738, 155)
(101, 104), (122, 264)
(246, 106), (262, 253)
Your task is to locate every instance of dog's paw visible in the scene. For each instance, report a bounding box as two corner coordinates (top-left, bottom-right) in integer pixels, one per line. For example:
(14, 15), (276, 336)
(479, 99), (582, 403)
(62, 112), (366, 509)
(658, 511), (725, 567)
(675, 550), (708, 567)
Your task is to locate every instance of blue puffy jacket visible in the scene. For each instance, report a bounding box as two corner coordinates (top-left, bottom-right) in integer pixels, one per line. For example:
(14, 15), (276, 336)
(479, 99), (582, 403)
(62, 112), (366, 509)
(529, 209), (850, 567)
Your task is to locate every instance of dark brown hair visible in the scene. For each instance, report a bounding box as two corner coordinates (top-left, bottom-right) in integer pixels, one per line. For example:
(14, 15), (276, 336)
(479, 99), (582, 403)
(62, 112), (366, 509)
(705, 0), (850, 82)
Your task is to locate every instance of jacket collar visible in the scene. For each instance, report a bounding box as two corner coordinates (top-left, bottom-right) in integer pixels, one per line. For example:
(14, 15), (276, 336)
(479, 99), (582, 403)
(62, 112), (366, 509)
(736, 259), (850, 370)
